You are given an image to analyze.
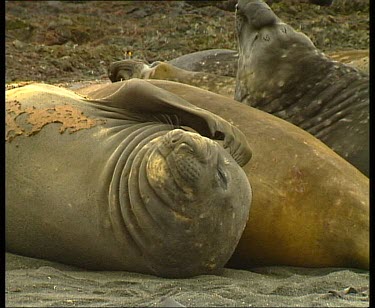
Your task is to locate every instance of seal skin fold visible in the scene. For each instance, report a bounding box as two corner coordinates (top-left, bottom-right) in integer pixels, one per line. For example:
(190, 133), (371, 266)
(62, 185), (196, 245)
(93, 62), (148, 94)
(6, 80), (252, 278)
(235, 0), (369, 176)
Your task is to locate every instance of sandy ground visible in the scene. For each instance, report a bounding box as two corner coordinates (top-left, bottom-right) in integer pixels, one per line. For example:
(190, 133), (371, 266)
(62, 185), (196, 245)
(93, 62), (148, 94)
(5, 1), (369, 307)
(6, 253), (369, 307)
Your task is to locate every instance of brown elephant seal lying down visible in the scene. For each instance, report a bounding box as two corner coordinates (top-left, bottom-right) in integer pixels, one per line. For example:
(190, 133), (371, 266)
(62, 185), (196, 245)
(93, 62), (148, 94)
(76, 79), (369, 270)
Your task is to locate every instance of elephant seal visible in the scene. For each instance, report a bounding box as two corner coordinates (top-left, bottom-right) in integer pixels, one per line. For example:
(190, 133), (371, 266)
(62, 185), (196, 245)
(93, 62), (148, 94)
(75, 80), (369, 270)
(108, 47), (369, 99)
(6, 79), (252, 278)
(108, 59), (236, 98)
(235, 0), (369, 176)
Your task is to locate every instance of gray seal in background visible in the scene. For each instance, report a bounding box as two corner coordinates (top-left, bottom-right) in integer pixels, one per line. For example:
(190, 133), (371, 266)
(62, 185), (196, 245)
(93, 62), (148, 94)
(235, 0), (369, 176)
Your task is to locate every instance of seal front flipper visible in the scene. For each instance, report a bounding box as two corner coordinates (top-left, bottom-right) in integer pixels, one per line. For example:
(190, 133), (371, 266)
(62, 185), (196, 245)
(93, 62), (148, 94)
(86, 79), (252, 166)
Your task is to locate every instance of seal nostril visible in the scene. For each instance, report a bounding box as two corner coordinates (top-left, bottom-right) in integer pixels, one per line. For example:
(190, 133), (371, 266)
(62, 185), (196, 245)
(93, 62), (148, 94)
(169, 129), (184, 144)
(171, 134), (181, 144)
(177, 142), (194, 154)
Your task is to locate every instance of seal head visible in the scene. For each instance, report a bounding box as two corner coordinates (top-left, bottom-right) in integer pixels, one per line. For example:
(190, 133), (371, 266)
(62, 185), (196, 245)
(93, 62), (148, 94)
(235, 0), (317, 106)
(123, 128), (252, 277)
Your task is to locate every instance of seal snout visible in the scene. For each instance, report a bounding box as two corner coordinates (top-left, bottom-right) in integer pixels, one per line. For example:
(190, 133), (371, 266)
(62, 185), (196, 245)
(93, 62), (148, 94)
(159, 129), (215, 193)
(167, 128), (185, 145)
(237, 0), (278, 30)
(165, 129), (210, 161)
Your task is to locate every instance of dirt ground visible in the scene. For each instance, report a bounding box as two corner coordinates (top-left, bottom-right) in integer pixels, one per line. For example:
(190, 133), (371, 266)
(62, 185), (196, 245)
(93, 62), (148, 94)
(5, 0), (369, 84)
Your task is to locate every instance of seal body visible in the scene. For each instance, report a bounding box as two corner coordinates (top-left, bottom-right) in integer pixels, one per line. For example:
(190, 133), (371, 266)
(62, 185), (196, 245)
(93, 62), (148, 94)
(6, 80), (252, 278)
(166, 48), (368, 78)
(129, 80), (368, 270)
(168, 49), (239, 77)
(235, 0), (369, 176)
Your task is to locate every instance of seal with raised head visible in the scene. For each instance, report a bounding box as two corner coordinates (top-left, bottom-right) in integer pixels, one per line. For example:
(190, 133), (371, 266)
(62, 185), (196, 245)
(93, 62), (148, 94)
(6, 79), (252, 278)
(75, 80), (369, 270)
(235, 0), (369, 176)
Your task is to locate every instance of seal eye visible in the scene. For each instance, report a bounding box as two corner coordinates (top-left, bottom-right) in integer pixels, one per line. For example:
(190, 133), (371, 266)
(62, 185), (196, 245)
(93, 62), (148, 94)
(217, 167), (228, 190)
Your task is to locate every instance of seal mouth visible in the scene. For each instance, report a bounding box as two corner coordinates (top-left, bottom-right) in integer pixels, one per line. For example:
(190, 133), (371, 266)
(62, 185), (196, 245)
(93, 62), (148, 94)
(236, 0), (278, 31)
(236, 0), (282, 52)
(236, 0), (316, 55)
(146, 129), (237, 215)
(160, 129), (213, 162)
(157, 129), (215, 197)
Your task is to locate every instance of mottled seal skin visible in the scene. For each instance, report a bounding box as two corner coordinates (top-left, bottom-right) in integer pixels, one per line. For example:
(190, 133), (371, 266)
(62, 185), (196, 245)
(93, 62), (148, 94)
(167, 49), (239, 77)
(235, 0), (369, 176)
(6, 80), (252, 278)
(153, 47), (368, 80)
(76, 80), (369, 270)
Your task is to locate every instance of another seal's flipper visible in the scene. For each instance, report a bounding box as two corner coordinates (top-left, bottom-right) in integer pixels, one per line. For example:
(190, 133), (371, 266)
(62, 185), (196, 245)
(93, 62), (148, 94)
(86, 79), (251, 166)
